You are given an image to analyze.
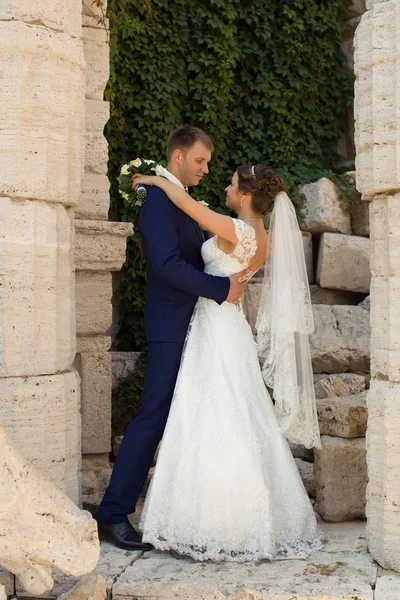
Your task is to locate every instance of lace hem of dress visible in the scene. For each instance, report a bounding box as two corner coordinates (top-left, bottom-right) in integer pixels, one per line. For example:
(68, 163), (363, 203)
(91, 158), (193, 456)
(143, 529), (325, 563)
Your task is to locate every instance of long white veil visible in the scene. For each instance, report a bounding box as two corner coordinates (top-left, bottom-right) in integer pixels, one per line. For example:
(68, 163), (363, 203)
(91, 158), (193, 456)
(255, 192), (321, 449)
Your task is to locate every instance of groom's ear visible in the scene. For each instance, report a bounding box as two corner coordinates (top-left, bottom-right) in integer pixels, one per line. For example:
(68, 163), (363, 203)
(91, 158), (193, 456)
(171, 148), (183, 165)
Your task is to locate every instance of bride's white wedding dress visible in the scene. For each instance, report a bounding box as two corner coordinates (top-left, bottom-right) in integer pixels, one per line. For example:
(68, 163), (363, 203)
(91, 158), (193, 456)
(139, 218), (323, 562)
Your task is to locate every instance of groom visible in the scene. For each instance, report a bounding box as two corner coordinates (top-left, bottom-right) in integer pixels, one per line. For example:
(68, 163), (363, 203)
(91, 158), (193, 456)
(97, 125), (249, 549)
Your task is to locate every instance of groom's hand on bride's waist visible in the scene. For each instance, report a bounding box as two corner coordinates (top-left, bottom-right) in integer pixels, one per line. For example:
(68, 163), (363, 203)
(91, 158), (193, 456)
(226, 269), (252, 305)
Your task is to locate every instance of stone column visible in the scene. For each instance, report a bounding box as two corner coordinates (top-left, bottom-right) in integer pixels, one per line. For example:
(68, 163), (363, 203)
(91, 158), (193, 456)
(0, 0), (86, 503)
(354, 0), (400, 571)
(77, 0), (132, 507)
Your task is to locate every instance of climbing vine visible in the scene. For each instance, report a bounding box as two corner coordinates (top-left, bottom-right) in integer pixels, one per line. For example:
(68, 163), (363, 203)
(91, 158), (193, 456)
(106, 0), (354, 350)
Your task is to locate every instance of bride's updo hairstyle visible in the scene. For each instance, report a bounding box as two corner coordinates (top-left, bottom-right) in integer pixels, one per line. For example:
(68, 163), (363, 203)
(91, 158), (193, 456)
(237, 165), (286, 215)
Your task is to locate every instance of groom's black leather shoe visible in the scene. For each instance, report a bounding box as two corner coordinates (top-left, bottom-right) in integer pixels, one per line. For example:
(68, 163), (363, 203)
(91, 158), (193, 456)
(98, 521), (154, 551)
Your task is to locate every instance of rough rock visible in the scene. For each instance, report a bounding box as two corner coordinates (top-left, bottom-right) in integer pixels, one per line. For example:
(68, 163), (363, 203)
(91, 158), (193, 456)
(316, 392), (367, 438)
(19, 543), (142, 599)
(0, 23), (85, 205)
(0, 425), (99, 596)
(346, 0), (367, 18)
(77, 173), (110, 221)
(113, 549), (376, 600)
(85, 99), (109, 175)
(352, 200), (370, 237)
(0, 199), (75, 378)
(314, 436), (367, 521)
(0, 0), (82, 37)
(0, 371), (81, 502)
(375, 568), (400, 600)
(82, 0), (108, 28)
(359, 294), (370, 311)
(299, 178), (352, 235)
(295, 458), (315, 497)
(310, 305), (370, 373)
(82, 454), (112, 510)
(316, 232), (370, 293)
(355, 3), (400, 196)
(366, 379), (400, 571)
(75, 220), (133, 271)
(314, 373), (367, 399)
(76, 271), (112, 336)
(0, 585), (5, 600)
(57, 576), (106, 600)
(112, 436), (123, 458)
(83, 27), (109, 101)
(0, 570), (14, 596)
(309, 285), (366, 305)
(76, 351), (112, 455)
(112, 352), (142, 389)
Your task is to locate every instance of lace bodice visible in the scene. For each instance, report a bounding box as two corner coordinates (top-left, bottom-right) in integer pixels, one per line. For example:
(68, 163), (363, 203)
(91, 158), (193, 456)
(201, 218), (258, 277)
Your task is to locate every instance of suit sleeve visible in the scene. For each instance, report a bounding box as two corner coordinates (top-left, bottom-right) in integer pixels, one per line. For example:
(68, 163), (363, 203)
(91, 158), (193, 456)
(139, 187), (230, 303)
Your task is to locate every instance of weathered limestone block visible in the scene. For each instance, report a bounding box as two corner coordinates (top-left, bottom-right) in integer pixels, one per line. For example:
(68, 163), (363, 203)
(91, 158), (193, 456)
(76, 272), (112, 336)
(24, 544), (142, 600)
(82, 0), (108, 29)
(0, 0), (82, 37)
(309, 285), (366, 305)
(113, 550), (376, 600)
(342, 16), (362, 72)
(314, 436), (367, 521)
(0, 371), (81, 502)
(316, 392), (367, 438)
(314, 373), (367, 399)
(0, 570), (14, 596)
(0, 199), (75, 377)
(0, 425), (99, 596)
(0, 585), (5, 600)
(112, 352), (141, 388)
(359, 294), (370, 311)
(75, 221), (133, 271)
(352, 200), (370, 236)
(0, 23), (85, 205)
(299, 178), (352, 234)
(310, 305), (370, 373)
(112, 436), (123, 458)
(77, 336), (111, 354)
(370, 278), (400, 383)
(85, 100), (109, 175)
(366, 379), (400, 571)
(354, 3), (400, 196)
(83, 28), (109, 101)
(375, 569), (400, 600)
(316, 233), (370, 293)
(294, 458), (315, 497)
(82, 455), (112, 510)
(76, 352), (111, 455)
(57, 576), (107, 600)
(289, 443), (314, 462)
(77, 173), (110, 221)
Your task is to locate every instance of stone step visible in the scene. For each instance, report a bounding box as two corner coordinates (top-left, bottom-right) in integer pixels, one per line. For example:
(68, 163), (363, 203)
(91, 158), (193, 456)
(110, 522), (375, 600)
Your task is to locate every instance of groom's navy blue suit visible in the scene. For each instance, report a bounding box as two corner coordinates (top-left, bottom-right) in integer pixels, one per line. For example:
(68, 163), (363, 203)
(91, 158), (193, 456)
(97, 186), (230, 523)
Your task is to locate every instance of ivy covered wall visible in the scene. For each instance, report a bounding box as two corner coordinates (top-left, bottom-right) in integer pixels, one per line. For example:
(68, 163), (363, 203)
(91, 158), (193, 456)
(106, 0), (353, 350)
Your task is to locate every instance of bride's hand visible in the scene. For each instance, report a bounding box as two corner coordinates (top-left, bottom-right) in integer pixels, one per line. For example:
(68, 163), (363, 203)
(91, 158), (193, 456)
(131, 173), (160, 189)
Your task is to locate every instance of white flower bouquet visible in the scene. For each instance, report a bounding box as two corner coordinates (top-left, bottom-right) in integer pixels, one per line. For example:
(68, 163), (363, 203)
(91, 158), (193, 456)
(117, 158), (170, 207)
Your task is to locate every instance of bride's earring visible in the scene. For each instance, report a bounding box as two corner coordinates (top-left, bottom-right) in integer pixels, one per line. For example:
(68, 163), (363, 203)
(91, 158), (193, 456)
(240, 195), (243, 208)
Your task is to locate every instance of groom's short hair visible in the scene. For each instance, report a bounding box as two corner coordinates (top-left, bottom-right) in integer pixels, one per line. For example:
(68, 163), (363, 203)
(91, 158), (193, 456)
(167, 125), (214, 162)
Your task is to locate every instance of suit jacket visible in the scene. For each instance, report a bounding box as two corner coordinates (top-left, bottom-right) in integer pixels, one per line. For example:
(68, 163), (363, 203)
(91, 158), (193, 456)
(139, 186), (230, 342)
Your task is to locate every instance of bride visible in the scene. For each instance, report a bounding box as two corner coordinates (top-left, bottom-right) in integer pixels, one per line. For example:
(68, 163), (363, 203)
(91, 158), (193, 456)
(132, 165), (323, 562)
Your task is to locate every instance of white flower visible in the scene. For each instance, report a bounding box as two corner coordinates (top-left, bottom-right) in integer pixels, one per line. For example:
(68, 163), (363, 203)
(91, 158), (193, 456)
(120, 191), (129, 200)
(198, 200), (209, 207)
(154, 164), (170, 178)
(120, 164), (130, 175)
(130, 158), (142, 168)
(142, 159), (155, 164)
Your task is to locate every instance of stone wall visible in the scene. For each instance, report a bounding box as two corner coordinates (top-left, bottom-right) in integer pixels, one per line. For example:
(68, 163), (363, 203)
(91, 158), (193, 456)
(354, 0), (400, 572)
(0, 0), (132, 507)
(76, 0), (132, 507)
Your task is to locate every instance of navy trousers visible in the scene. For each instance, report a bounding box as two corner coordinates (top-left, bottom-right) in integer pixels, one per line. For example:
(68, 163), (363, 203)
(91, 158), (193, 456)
(97, 341), (184, 523)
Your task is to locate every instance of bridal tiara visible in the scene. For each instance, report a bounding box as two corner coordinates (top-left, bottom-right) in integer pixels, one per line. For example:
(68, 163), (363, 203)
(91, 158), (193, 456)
(251, 165), (256, 177)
